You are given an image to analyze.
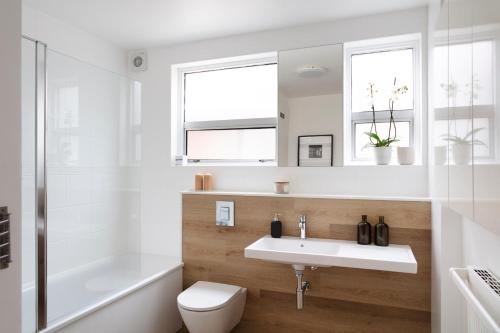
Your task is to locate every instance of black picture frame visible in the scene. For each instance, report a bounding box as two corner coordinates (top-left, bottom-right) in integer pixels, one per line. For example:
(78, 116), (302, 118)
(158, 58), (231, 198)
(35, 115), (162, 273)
(297, 134), (334, 167)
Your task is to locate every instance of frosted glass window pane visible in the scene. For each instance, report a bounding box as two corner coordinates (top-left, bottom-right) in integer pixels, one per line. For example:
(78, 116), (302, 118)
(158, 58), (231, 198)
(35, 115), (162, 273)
(433, 45), (449, 109)
(187, 128), (276, 160)
(446, 42), (472, 108)
(472, 41), (494, 106)
(435, 41), (494, 108)
(355, 122), (410, 159)
(351, 49), (414, 112)
(434, 41), (494, 109)
(184, 64), (277, 122)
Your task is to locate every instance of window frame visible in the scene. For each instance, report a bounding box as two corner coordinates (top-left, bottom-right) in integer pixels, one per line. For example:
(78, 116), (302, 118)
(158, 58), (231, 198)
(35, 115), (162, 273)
(171, 52), (278, 166)
(343, 34), (422, 165)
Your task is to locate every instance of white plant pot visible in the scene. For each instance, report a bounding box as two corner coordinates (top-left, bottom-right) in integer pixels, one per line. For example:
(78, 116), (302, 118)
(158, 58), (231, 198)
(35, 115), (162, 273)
(434, 146), (447, 165)
(452, 144), (472, 165)
(374, 147), (392, 165)
(397, 147), (415, 165)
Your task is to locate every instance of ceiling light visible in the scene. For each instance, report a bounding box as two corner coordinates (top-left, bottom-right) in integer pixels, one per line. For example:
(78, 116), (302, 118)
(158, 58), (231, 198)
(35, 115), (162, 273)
(296, 65), (328, 78)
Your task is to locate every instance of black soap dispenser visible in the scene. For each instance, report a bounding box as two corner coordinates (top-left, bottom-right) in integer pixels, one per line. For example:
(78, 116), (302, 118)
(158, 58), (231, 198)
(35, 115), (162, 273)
(357, 215), (371, 245)
(375, 216), (389, 246)
(271, 213), (282, 238)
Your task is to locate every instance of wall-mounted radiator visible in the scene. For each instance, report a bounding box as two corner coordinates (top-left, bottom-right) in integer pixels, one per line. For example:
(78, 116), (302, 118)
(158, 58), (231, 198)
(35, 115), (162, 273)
(450, 267), (500, 333)
(0, 206), (11, 270)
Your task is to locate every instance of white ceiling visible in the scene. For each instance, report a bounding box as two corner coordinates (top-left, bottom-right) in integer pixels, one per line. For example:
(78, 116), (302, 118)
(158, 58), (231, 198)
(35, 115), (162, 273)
(279, 44), (343, 98)
(23, 0), (429, 49)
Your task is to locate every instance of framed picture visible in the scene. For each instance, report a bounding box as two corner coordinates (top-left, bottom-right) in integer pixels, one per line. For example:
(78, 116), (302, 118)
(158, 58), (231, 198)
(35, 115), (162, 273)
(297, 135), (333, 167)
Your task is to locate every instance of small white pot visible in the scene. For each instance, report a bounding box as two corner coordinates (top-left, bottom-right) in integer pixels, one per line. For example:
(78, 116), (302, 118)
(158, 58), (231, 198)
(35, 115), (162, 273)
(397, 147), (415, 165)
(374, 147), (392, 165)
(452, 144), (472, 165)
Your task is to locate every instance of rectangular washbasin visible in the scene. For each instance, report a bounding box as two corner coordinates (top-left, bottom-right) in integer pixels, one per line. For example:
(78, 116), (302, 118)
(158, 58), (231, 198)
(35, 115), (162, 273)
(244, 235), (417, 274)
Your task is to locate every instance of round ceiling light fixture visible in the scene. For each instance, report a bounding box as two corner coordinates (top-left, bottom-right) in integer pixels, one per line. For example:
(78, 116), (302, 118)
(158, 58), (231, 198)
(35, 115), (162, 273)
(296, 65), (328, 78)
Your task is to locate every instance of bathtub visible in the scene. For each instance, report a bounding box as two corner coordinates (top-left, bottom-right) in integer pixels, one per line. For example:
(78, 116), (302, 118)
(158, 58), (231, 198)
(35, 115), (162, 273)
(22, 253), (183, 333)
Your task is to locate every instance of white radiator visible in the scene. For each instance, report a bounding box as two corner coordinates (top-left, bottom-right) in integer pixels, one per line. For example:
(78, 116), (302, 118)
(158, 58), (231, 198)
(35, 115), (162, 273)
(450, 267), (500, 333)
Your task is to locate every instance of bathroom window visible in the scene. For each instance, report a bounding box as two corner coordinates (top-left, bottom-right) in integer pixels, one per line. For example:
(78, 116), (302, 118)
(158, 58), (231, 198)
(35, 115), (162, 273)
(344, 34), (422, 164)
(172, 53), (278, 165)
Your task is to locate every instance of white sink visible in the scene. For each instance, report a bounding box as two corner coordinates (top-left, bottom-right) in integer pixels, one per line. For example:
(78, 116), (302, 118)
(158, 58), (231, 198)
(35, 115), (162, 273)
(244, 235), (417, 274)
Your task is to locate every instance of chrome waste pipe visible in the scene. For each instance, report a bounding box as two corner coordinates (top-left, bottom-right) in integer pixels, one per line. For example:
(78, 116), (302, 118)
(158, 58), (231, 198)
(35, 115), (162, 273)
(294, 268), (310, 310)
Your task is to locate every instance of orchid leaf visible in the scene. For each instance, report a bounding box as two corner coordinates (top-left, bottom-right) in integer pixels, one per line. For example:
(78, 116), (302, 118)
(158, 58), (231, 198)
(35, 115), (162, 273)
(364, 132), (399, 147)
(441, 127), (486, 146)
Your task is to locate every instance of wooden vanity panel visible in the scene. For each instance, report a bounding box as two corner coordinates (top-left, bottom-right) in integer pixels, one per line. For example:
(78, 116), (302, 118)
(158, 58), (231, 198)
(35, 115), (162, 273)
(182, 194), (431, 332)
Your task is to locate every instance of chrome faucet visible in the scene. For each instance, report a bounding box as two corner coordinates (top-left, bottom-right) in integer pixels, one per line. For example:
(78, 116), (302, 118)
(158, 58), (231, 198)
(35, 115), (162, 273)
(298, 215), (307, 240)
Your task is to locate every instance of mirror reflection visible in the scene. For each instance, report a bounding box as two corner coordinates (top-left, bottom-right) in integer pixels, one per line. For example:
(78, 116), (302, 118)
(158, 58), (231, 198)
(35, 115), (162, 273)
(277, 44), (343, 167)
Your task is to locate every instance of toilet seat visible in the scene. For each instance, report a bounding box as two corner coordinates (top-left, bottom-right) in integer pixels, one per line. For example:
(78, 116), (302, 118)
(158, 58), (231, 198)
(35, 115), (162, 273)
(177, 281), (243, 312)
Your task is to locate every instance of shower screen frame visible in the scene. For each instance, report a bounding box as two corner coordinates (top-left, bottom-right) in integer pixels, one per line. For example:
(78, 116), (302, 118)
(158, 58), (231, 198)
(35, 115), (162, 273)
(24, 34), (48, 332)
(35, 39), (47, 332)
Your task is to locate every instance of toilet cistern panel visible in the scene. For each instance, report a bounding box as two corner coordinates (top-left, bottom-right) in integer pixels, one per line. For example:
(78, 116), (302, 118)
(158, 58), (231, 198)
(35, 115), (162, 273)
(216, 201), (234, 227)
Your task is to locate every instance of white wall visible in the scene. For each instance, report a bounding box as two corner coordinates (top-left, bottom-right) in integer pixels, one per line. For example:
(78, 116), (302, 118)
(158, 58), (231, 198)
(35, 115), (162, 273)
(0, 0), (22, 332)
(277, 93), (290, 166)
(286, 94), (343, 166)
(22, 5), (127, 75)
(429, 0), (500, 331)
(131, 8), (429, 258)
(462, 217), (500, 277)
(432, 203), (467, 333)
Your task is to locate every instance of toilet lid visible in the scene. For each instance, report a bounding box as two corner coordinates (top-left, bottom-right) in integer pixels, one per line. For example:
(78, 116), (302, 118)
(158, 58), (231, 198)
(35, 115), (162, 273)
(177, 281), (242, 312)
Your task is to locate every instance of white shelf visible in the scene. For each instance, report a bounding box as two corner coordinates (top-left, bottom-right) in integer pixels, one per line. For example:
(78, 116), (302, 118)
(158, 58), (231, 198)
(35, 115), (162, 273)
(181, 190), (430, 202)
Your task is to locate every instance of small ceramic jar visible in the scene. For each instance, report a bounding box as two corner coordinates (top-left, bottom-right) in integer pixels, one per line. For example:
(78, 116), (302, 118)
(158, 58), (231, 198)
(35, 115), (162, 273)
(274, 181), (289, 194)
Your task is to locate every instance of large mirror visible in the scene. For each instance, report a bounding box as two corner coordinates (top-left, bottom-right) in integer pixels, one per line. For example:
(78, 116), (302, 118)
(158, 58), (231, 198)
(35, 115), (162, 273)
(277, 44), (343, 167)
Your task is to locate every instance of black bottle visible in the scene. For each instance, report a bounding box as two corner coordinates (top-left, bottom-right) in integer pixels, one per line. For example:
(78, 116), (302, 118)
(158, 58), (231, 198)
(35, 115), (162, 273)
(271, 213), (282, 238)
(375, 216), (389, 246)
(357, 215), (371, 245)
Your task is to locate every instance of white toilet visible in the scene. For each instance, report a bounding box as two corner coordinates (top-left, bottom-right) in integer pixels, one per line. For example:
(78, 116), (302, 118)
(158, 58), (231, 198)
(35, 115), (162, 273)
(177, 281), (247, 333)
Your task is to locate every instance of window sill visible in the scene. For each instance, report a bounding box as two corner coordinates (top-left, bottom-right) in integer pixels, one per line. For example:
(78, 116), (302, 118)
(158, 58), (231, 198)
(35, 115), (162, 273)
(174, 161), (277, 167)
(174, 162), (424, 168)
(344, 162), (424, 167)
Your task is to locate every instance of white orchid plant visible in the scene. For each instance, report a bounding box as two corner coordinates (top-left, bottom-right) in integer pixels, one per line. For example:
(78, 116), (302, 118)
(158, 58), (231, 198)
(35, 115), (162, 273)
(365, 78), (408, 147)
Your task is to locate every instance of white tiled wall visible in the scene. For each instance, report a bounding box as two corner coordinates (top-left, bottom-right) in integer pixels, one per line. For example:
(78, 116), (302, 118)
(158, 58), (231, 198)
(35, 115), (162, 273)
(22, 46), (142, 283)
(45, 50), (142, 277)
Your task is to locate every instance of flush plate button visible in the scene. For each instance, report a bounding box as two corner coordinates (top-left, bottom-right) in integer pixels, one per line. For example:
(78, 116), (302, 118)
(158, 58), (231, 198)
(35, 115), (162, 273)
(216, 201), (234, 227)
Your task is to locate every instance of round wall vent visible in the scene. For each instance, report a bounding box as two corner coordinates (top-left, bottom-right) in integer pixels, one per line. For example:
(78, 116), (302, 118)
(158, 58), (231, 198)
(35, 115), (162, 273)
(129, 50), (147, 72)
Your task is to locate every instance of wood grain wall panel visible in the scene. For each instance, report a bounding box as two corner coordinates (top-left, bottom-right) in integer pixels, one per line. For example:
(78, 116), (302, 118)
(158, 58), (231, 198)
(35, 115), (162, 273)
(182, 194), (431, 332)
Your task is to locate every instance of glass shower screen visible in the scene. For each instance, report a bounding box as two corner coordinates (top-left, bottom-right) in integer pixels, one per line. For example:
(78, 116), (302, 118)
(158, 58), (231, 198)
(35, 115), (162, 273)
(44, 50), (142, 325)
(22, 38), (142, 332)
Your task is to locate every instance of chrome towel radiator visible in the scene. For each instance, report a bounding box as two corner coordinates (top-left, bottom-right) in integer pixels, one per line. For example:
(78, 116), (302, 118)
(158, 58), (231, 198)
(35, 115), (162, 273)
(0, 206), (11, 270)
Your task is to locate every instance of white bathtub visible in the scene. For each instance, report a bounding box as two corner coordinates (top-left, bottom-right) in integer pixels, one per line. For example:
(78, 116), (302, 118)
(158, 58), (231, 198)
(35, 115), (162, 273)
(22, 253), (183, 333)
